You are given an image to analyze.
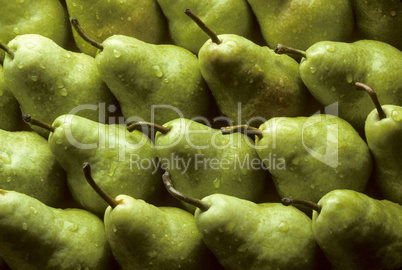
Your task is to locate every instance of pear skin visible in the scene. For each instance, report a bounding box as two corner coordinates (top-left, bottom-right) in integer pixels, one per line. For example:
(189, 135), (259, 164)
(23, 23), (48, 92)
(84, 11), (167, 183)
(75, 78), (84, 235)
(0, 129), (67, 207)
(195, 194), (321, 270)
(157, 0), (255, 54)
(0, 64), (23, 131)
(365, 105), (402, 204)
(312, 189), (402, 270)
(47, 114), (162, 216)
(3, 34), (115, 138)
(0, 0), (70, 62)
(66, 0), (168, 56)
(155, 118), (265, 213)
(199, 34), (308, 125)
(298, 40), (402, 130)
(255, 114), (372, 203)
(105, 195), (214, 269)
(0, 189), (112, 269)
(95, 35), (211, 124)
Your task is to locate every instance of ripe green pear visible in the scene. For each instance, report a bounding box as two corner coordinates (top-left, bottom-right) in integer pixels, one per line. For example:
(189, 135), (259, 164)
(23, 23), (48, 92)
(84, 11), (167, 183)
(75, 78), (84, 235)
(93, 35), (211, 124)
(154, 118), (265, 213)
(0, 189), (113, 269)
(293, 40), (402, 130)
(312, 189), (402, 270)
(255, 114), (372, 203)
(199, 34), (308, 125)
(352, 0), (402, 50)
(157, 0), (255, 54)
(195, 193), (321, 269)
(365, 104), (402, 204)
(33, 114), (162, 216)
(247, 0), (354, 50)
(3, 34), (115, 138)
(0, 64), (23, 131)
(0, 0), (70, 63)
(0, 129), (66, 207)
(66, 0), (168, 56)
(105, 195), (214, 269)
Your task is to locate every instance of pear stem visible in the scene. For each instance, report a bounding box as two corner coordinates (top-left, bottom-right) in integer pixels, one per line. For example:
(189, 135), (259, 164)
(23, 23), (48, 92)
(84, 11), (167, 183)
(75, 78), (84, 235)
(0, 41), (14, 59)
(184, 8), (221, 45)
(162, 172), (211, 212)
(83, 162), (120, 209)
(22, 114), (56, 133)
(71, 18), (104, 51)
(356, 82), (386, 120)
(281, 197), (321, 213)
(274, 44), (306, 58)
(127, 121), (171, 134)
(220, 125), (263, 139)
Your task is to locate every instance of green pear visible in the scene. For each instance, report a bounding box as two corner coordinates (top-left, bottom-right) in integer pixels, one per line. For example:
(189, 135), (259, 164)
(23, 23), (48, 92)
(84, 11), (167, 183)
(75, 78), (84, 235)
(275, 40), (402, 130)
(247, 0), (354, 51)
(0, 189), (113, 269)
(84, 164), (216, 270)
(0, 0), (70, 63)
(163, 173), (322, 270)
(358, 82), (402, 204)
(2, 34), (116, 138)
(283, 190), (402, 270)
(24, 114), (162, 216)
(0, 129), (66, 207)
(156, 1), (255, 54)
(352, 0), (402, 50)
(249, 114), (372, 204)
(71, 18), (211, 124)
(66, 0), (168, 57)
(147, 118), (265, 213)
(0, 64), (23, 131)
(189, 11), (308, 125)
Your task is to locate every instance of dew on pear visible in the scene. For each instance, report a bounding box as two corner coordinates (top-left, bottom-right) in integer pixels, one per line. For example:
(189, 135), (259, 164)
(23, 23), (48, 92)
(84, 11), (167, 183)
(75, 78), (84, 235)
(13, 27), (20, 34)
(309, 66), (317, 74)
(151, 65), (163, 77)
(390, 10), (397, 17)
(112, 224), (118, 233)
(59, 88), (68, 96)
(325, 44), (335, 52)
(278, 221), (289, 232)
(213, 178), (221, 188)
(6, 177), (12, 183)
(22, 222), (28, 230)
(290, 2), (297, 9)
(0, 151), (12, 165)
(30, 207), (38, 214)
(72, 2), (77, 7)
(56, 138), (63, 145)
(28, 74), (39, 81)
(127, 17), (132, 21)
(113, 49), (122, 58)
(23, 10), (30, 20)
(391, 110), (402, 122)
(346, 74), (353, 83)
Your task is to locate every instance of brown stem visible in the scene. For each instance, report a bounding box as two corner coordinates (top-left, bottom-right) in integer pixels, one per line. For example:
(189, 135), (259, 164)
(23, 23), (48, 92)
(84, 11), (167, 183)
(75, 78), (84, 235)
(356, 82), (386, 120)
(71, 18), (103, 51)
(83, 162), (120, 209)
(162, 172), (211, 212)
(274, 44), (306, 58)
(22, 114), (56, 133)
(0, 41), (14, 59)
(127, 121), (170, 134)
(281, 197), (321, 213)
(184, 8), (221, 45)
(220, 125), (263, 139)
